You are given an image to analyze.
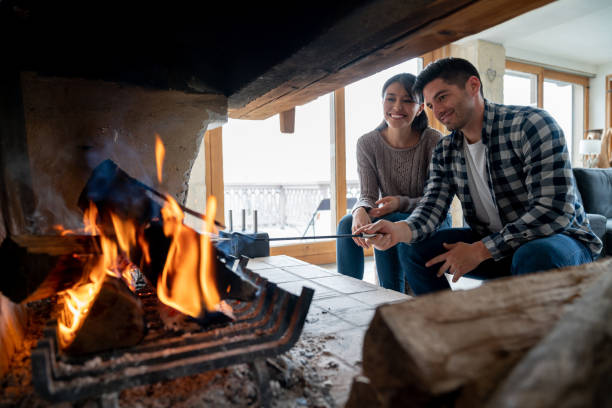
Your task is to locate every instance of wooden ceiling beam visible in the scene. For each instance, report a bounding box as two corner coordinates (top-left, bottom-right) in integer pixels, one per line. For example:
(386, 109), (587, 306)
(229, 0), (553, 120)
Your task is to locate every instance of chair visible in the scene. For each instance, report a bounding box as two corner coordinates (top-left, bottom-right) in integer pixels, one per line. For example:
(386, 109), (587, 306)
(302, 197), (357, 237)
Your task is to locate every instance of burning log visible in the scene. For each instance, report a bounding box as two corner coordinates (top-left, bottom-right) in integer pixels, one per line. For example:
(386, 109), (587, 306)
(59, 272), (145, 355)
(352, 259), (612, 408)
(77, 159), (257, 318)
(486, 266), (612, 408)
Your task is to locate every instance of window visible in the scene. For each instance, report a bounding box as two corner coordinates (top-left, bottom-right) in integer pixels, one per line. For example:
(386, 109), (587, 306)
(188, 58), (424, 264)
(345, 59), (421, 202)
(504, 60), (590, 166)
(503, 70), (537, 107)
(222, 94), (333, 244)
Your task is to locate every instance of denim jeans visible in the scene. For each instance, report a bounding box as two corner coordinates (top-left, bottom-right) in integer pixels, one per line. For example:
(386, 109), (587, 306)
(336, 211), (452, 292)
(402, 227), (594, 295)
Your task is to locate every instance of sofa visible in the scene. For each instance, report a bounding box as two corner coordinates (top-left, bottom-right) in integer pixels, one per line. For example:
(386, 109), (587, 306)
(573, 168), (612, 257)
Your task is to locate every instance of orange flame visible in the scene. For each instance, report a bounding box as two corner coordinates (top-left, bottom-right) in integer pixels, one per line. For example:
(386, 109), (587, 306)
(57, 204), (133, 349)
(156, 194), (220, 317)
(155, 134), (165, 184)
(58, 203), (143, 348)
(58, 135), (224, 349)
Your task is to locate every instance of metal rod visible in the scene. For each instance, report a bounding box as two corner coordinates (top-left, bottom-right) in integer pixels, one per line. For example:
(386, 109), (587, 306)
(253, 210), (258, 233)
(139, 181), (225, 228)
(241, 209), (246, 231)
(253, 233), (378, 241)
(228, 210), (233, 231)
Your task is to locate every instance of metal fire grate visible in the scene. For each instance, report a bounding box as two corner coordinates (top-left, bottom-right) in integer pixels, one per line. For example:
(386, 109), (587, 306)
(31, 256), (314, 403)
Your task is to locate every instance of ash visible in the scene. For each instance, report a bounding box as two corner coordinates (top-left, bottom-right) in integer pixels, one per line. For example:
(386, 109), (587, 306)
(1, 299), (338, 408)
(118, 334), (337, 408)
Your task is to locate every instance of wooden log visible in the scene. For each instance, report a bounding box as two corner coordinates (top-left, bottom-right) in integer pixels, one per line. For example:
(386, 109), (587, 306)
(0, 235), (98, 303)
(60, 273), (145, 355)
(486, 267), (612, 408)
(360, 258), (612, 407)
(0, 292), (26, 376)
(79, 160), (258, 302)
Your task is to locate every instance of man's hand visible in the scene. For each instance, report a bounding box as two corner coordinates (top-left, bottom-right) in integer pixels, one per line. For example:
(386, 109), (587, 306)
(354, 220), (412, 251)
(425, 241), (492, 282)
(369, 196), (400, 218)
(351, 207), (372, 248)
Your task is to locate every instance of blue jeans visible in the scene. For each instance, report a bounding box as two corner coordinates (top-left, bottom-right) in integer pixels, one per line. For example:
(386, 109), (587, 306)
(403, 228), (594, 295)
(336, 211), (452, 292)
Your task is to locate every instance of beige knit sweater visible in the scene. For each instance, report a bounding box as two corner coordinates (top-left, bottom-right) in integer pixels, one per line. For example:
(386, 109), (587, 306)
(353, 127), (442, 213)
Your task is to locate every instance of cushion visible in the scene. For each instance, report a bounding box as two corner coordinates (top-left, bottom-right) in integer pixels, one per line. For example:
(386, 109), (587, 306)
(587, 213), (607, 241)
(573, 168), (612, 218)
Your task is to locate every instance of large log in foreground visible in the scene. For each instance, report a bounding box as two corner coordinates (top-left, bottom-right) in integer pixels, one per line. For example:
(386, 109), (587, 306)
(486, 267), (612, 408)
(356, 258), (612, 407)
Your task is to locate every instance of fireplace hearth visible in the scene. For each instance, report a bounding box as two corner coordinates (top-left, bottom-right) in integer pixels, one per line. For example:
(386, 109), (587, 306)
(31, 255), (314, 403)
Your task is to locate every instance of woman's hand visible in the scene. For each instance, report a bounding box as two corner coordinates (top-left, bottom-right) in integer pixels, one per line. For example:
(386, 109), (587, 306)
(351, 207), (371, 248)
(369, 196), (400, 218)
(354, 219), (412, 251)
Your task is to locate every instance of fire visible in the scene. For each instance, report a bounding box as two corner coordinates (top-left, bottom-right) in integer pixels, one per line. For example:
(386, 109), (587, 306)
(57, 204), (138, 348)
(57, 135), (224, 349)
(156, 194), (221, 316)
(155, 134), (165, 184)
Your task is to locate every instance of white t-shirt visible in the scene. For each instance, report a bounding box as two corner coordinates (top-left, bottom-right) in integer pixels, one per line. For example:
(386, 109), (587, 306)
(463, 137), (503, 232)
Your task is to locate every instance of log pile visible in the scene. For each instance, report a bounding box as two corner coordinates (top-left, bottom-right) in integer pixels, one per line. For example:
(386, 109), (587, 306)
(347, 258), (612, 407)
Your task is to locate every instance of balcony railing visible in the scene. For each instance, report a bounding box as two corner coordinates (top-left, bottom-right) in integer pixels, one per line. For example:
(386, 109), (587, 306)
(224, 181), (360, 233)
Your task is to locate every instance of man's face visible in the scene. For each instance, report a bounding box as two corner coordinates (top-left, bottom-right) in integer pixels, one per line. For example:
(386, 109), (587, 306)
(422, 78), (476, 131)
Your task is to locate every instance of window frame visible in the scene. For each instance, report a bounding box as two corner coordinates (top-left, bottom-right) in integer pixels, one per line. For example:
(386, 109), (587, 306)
(505, 60), (590, 133)
(204, 90), (352, 264)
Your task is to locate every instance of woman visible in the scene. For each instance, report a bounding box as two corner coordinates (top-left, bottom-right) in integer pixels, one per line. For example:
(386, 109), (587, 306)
(336, 73), (451, 292)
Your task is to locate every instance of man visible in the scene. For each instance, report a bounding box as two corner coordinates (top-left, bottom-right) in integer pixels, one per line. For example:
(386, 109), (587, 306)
(357, 57), (602, 295)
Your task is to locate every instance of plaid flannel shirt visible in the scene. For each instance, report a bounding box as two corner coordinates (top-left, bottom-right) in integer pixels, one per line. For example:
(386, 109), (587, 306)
(403, 100), (602, 261)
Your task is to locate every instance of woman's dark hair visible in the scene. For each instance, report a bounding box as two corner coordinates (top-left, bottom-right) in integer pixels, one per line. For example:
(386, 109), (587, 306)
(377, 73), (428, 133)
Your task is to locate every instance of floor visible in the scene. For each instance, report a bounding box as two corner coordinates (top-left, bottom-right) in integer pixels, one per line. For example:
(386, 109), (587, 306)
(320, 256), (483, 292)
(248, 255), (410, 406)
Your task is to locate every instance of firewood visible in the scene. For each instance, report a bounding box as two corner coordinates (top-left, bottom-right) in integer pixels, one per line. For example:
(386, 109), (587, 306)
(359, 258), (612, 407)
(0, 235), (98, 303)
(486, 265), (612, 408)
(79, 160), (258, 303)
(0, 293), (26, 376)
(61, 273), (145, 355)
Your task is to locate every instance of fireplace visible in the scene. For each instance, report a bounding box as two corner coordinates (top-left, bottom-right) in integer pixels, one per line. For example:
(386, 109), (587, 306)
(2, 0), (568, 406)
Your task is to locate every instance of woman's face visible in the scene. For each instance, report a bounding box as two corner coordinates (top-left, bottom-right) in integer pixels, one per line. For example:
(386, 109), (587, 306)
(382, 81), (423, 130)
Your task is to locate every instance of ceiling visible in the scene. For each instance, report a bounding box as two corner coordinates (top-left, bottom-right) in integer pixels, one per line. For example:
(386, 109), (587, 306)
(456, 0), (612, 69)
(1, 0), (553, 119)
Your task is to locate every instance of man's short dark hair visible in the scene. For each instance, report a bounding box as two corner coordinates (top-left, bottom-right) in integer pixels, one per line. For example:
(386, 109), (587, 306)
(414, 57), (484, 99)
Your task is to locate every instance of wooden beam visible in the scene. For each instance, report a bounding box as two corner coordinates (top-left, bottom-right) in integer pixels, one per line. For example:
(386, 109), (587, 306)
(229, 0), (553, 120)
(606, 74), (612, 130)
(332, 89), (347, 228)
(279, 108), (295, 133)
(204, 127), (225, 226)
